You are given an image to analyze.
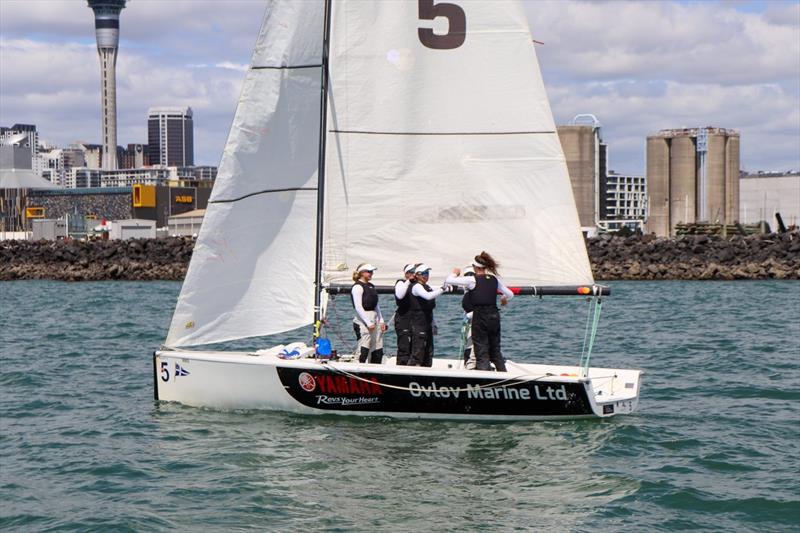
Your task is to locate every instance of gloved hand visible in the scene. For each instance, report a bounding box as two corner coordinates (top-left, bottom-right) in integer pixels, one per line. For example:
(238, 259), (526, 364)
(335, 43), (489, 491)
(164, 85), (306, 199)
(432, 324), (439, 336)
(440, 284), (453, 293)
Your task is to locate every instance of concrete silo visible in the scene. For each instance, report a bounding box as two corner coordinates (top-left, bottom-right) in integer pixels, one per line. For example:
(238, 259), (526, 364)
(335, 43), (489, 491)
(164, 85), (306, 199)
(645, 127), (740, 236)
(557, 122), (600, 229)
(725, 135), (740, 224)
(704, 132), (727, 223)
(645, 136), (670, 236)
(669, 135), (696, 227)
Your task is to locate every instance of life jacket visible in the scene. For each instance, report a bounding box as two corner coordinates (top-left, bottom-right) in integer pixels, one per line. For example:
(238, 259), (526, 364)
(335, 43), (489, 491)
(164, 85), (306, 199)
(461, 272), (476, 313)
(352, 280), (378, 311)
(409, 282), (436, 320)
(468, 275), (498, 307)
(395, 279), (414, 316)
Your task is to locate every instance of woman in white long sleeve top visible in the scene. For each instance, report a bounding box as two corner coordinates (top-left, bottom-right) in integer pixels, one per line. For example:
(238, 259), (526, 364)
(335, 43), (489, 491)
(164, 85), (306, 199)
(393, 263), (417, 365)
(351, 263), (387, 363)
(407, 264), (444, 367)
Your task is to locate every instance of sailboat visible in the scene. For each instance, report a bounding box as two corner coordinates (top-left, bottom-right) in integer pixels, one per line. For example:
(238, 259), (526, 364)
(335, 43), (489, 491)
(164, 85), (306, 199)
(154, 0), (642, 420)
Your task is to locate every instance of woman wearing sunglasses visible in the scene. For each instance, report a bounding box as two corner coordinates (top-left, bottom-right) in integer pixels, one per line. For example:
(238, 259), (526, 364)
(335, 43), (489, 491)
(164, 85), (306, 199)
(407, 263), (445, 367)
(351, 263), (387, 364)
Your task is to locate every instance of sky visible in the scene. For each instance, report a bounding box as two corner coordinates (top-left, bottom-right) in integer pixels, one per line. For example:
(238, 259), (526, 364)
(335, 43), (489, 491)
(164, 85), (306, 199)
(1, 0), (798, 175)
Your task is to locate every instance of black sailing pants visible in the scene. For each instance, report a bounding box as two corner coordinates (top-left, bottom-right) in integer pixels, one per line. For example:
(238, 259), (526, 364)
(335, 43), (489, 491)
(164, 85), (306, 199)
(408, 311), (433, 367)
(395, 313), (412, 365)
(471, 306), (505, 371)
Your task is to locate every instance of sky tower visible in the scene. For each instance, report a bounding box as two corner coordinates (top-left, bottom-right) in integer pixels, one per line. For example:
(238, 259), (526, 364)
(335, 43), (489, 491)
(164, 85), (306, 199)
(87, 0), (127, 170)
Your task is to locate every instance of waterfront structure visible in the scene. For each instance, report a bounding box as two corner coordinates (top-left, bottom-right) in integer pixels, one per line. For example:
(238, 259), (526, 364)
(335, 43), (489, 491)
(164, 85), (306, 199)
(87, 0), (127, 170)
(557, 114), (605, 231)
(99, 165), (206, 188)
(147, 107), (194, 167)
(740, 172), (800, 229)
(646, 127), (740, 236)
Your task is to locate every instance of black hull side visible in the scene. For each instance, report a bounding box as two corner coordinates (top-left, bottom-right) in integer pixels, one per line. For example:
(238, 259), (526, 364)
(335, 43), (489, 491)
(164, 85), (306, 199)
(277, 367), (594, 417)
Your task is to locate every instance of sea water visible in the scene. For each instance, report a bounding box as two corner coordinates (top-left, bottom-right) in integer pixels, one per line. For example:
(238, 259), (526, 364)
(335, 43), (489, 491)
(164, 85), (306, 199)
(1, 280), (798, 531)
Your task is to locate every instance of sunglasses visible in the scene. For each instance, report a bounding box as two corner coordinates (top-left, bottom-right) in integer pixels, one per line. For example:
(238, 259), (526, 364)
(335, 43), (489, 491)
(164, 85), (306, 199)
(417, 271), (430, 276)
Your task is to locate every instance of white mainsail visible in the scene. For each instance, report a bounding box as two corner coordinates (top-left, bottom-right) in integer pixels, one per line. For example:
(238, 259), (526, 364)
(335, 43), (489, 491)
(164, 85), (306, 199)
(166, 0), (593, 348)
(166, 1), (324, 347)
(322, 0), (592, 287)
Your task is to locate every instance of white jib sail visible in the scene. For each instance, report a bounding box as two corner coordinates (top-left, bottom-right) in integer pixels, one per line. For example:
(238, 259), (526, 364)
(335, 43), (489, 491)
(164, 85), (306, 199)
(166, 1), (325, 347)
(322, 0), (592, 287)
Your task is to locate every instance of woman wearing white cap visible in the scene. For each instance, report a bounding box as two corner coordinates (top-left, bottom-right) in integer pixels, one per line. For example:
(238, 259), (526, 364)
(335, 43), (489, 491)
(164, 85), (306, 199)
(446, 251), (513, 371)
(351, 263), (387, 363)
(394, 263), (417, 365)
(407, 264), (445, 367)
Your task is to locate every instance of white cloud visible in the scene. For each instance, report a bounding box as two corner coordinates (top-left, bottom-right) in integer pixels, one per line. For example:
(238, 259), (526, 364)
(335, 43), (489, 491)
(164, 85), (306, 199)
(1, 0), (798, 172)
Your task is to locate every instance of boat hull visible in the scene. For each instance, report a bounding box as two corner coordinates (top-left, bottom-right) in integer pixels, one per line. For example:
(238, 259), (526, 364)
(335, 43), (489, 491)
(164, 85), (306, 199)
(154, 349), (641, 421)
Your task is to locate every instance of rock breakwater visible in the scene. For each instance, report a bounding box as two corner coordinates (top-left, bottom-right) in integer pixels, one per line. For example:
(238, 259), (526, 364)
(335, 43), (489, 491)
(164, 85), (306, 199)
(1, 232), (798, 281)
(0, 238), (193, 281)
(588, 231), (799, 280)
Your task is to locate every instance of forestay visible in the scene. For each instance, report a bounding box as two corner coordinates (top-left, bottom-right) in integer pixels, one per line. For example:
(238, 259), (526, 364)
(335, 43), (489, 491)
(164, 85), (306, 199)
(322, 0), (592, 287)
(166, 1), (324, 347)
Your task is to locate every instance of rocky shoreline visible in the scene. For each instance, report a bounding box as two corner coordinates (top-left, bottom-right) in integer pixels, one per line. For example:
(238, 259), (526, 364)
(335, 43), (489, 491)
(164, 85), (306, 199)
(1, 232), (798, 281)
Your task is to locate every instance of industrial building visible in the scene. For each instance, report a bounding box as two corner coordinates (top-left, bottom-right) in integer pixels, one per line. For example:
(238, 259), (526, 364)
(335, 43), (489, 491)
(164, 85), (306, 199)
(739, 172), (800, 229)
(646, 127), (740, 236)
(87, 0), (127, 170)
(148, 107), (194, 167)
(557, 116), (603, 230)
(557, 114), (646, 233)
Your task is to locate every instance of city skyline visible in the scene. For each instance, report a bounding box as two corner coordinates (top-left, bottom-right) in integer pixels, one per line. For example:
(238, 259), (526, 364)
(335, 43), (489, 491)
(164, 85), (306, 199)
(1, 0), (798, 174)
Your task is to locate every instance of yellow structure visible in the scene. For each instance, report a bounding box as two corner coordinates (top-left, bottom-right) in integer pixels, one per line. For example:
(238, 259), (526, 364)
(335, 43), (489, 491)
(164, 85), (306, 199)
(132, 184), (156, 208)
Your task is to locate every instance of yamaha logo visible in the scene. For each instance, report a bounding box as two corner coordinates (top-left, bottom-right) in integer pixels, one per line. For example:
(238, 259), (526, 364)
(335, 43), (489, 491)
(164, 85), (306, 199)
(298, 372), (316, 392)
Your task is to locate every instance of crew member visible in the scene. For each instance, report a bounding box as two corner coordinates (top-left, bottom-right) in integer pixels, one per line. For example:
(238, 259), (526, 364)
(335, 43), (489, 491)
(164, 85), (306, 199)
(446, 252), (513, 371)
(394, 263), (417, 365)
(407, 264), (444, 367)
(351, 263), (387, 363)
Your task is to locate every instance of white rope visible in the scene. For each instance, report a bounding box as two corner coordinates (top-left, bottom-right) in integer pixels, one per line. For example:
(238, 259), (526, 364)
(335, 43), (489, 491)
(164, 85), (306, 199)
(319, 363), (554, 393)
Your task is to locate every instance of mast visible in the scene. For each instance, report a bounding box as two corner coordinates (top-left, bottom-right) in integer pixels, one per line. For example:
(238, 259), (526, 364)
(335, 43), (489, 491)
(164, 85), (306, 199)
(313, 0), (333, 333)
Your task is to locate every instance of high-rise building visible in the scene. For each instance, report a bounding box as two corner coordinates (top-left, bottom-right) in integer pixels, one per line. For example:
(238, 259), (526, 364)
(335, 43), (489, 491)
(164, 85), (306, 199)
(147, 107), (194, 167)
(646, 127), (740, 236)
(87, 0), (127, 171)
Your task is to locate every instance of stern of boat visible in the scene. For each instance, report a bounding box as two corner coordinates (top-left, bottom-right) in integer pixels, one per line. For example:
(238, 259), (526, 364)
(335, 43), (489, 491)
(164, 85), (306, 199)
(586, 367), (642, 417)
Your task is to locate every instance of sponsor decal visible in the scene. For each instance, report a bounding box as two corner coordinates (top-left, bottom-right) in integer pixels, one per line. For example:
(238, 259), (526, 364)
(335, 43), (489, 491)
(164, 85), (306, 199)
(301, 373), (382, 396)
(175, 363), (190, 377)
(298, 372), (316, 392)
(408, 382), (568, 401)
(316, 396), (381, 406)
(603, 404), (615, 414)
